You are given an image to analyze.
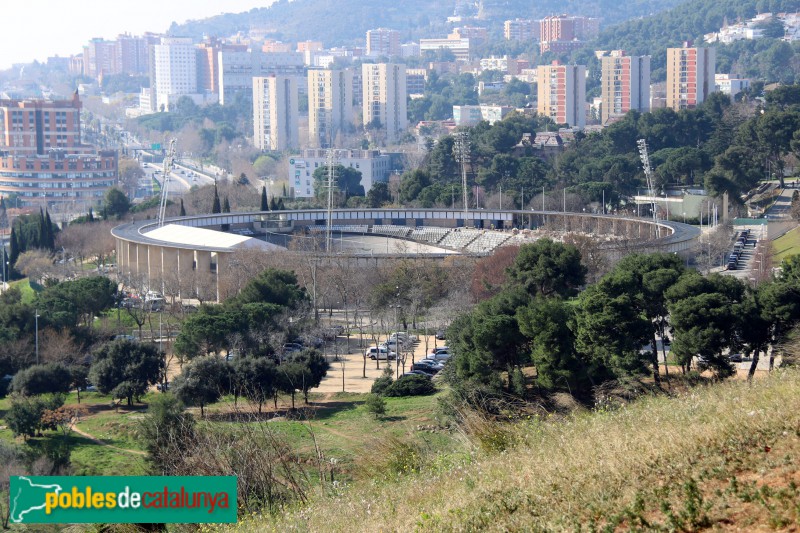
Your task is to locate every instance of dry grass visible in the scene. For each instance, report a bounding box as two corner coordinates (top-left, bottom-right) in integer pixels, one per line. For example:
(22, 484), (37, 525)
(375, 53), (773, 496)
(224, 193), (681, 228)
(210, 369), (800, 532)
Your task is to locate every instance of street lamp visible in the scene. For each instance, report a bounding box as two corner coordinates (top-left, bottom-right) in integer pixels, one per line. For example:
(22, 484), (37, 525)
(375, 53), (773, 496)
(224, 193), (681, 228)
(35, 309), (40, 364)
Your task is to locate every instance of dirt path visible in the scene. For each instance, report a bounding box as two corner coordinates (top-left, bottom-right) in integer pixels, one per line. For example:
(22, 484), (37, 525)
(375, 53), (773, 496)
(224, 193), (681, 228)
(71, 423), (146, 456)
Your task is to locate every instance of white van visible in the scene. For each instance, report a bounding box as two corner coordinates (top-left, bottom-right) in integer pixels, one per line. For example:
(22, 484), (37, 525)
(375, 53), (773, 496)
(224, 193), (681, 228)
(365, 346), (397, 360)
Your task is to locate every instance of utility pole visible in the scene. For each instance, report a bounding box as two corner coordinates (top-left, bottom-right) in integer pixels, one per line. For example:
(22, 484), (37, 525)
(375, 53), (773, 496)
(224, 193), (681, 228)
(35, 310), (40, 364)
(157, 138), (177, 227)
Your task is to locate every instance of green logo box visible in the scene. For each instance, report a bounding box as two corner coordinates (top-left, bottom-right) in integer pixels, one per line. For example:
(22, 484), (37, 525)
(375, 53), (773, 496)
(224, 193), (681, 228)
(9, 476), (237, 524)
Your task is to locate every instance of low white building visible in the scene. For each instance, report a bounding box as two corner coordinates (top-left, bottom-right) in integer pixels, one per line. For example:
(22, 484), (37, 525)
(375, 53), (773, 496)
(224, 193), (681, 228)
(715, 74), (751, 99)
(287, 149), (400, 198)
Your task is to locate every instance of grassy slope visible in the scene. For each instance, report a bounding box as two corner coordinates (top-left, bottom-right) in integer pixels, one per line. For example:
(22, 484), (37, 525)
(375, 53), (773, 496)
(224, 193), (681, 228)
(220, 370), (800, 531)
(773, 226), (800, 263)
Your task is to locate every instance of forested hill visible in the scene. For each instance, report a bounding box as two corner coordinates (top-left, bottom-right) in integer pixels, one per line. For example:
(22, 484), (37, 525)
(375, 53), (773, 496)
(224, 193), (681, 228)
(587, 0), (800, 81)
(167, 0), (684, 46)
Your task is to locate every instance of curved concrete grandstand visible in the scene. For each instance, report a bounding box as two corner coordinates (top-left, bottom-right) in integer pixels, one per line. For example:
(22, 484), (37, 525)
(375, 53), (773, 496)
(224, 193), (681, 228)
(112, 208), (700, 299)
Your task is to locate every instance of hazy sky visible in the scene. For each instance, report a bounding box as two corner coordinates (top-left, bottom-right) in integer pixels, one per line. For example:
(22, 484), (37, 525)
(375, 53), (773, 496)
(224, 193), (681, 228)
(0, 0), (273, 70)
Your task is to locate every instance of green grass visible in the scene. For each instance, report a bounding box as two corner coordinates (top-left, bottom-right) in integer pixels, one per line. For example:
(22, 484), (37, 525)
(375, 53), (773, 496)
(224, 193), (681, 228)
(216, 369), (800, 532)
(9, 278), (40, 303)
(772, 226), (800, 263)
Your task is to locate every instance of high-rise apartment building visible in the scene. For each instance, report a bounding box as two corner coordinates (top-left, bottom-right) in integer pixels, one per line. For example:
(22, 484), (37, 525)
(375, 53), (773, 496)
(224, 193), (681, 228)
(539, 14), (599, 54)
(308, 69), (355, 148)
(449, 27), (489, 47)
(83, 38), (119, 79)
(600, 50), (651, 124)
(116, 34), (150, 75)
(666, 45), (716, 110)
(362, 63), (408, 143)
(504, 19), (539, 41)
(366, 28), (401, 57)
(252, 75), (299, 151)
(0, 93), (117, 204)
(217, 50), (305, 104)
(537, 61), (586, 128)
(151, 37), (198, 112)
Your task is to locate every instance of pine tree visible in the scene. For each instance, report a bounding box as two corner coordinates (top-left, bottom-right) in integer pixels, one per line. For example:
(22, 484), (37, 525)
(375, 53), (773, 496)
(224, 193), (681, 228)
(179, 199), (186, 216)
(260, 186), (268, 211)
(282, 183), (287, 197)
(277, 198), (285, 210)
(212, 182), (221, 214)
(269, 197), (277, 211)
(222, 196), (230, 213)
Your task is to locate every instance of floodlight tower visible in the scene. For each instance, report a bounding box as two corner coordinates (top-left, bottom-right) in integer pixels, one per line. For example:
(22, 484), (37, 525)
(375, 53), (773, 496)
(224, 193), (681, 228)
(157, 138), (177, 227)
(325, 149), (338, 253)
(454, 131), (471, 214)
(637, 138), (660, 237)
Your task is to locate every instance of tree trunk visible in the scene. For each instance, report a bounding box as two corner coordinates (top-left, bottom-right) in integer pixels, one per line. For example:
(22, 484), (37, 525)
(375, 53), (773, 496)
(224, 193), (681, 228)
(363, 355), (366, 378)
(650, 333), (661, 386)
(659, 324), (670, 383)
(200, 404), (205, 418)
(291, 391), (295, 409)
(748, 347), (760, 381)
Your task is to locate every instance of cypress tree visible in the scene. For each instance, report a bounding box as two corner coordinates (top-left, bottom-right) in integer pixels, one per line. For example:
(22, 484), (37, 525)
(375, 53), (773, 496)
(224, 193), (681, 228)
(44, 209), (55, 249)
(212, 182), (221, 214)
(9, 227), (19, 275)
(222, 196), (230, 213)
(37, 208), (46, 249)
(260, 186), (268, 211)
(277, 198), (285, 210)
(88, 207), (94, 222)
(281, 183), (287, 197)
(269, 197), (277, 211)
(179, 199), (186, 216)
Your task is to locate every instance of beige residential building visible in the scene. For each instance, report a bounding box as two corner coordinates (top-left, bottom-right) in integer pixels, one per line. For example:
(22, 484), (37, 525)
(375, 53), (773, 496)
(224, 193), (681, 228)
(362, 63), (408, 143)
(366, 28), (401, 57)
(666, 46), (716, 110)
(308, 68), (354, 148)
(600, 50), (651, 124)
(252, 75), (298, 151)
(537, 61), (586, 128)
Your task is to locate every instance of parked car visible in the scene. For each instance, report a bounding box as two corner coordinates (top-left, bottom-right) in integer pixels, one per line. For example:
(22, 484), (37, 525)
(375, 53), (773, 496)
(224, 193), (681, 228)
(402, 370), (432, 379)
(430, 346), (449, 355)
(389, 332), (418, 343)
(114, 334), (137, 342)
(435, 329), (447, 340)
(728, 353), (743, 363)
(282, 343), (304, 354)
(156, 382), (170, 391)
(428, 351), (451, 362)
(412, 359), (445, 374)
(366, 346), (396, 360)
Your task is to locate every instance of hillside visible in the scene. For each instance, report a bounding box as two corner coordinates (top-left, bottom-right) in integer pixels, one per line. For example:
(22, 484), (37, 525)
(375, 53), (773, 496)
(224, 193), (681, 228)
(167, 0), (685, 47)
(588, 0), (800, 80)
(217, 369), (800, 531)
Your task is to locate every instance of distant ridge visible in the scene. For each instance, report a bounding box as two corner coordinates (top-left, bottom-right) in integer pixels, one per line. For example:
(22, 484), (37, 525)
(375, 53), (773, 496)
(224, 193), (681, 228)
(168, 0), (685, 46)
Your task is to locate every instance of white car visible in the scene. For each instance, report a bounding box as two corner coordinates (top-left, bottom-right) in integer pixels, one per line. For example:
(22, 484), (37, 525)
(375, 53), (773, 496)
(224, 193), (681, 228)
(366, 346), (396, 360)
(389, 332), (418, 343)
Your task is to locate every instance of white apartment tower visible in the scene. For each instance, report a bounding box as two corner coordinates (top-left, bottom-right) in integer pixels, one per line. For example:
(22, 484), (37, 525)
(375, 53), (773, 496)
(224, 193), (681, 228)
(600, 51), (651, 124)
(151, 37), (197, 112)
(666, 45), (716, 110)
(362, 63), (408, 143)
(537, 61), (586, 128)
(253, 75), (299, 151)
(308, 69), (355, 148)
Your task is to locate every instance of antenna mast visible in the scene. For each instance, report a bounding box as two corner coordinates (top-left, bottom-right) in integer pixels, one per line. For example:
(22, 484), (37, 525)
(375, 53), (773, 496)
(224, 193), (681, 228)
(157, 138), (177, 227)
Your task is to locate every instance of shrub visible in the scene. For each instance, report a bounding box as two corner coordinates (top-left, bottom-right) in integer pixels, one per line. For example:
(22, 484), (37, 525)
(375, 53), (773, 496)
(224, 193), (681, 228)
(371, 365), (394, 395)
(363, 393), (387, 419)
(384, 374), (436, 397)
